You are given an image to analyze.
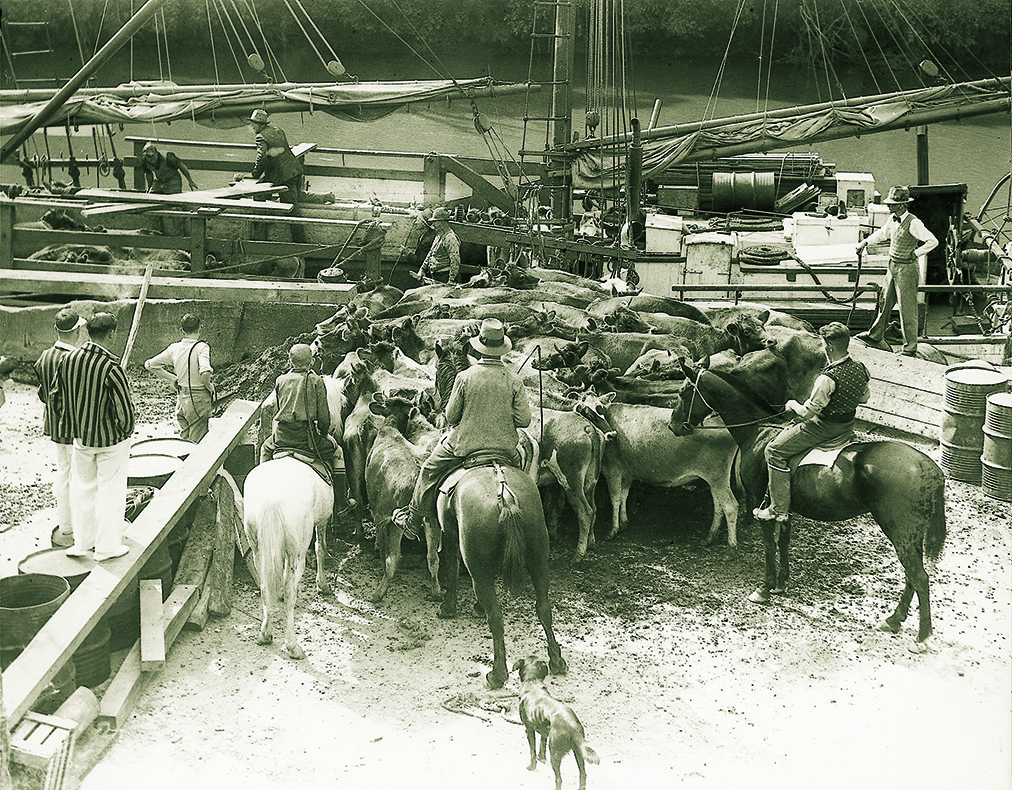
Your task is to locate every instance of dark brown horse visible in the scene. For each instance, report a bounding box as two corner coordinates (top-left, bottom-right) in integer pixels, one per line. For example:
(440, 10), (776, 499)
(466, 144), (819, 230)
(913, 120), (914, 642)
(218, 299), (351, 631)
(668, 359), (946, 652)
(436, 462), (567, 688)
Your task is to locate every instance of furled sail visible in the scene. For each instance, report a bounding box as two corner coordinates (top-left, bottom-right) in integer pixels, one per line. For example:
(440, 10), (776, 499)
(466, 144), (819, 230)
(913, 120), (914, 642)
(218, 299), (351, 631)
(0, 77), (511, 133)
(569, 78), (1012, 188)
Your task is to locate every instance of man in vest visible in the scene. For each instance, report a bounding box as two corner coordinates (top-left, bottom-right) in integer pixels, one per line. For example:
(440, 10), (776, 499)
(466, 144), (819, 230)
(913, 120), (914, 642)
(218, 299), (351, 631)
(854, 185), (938, 356)
(249, 108), (305, 204)
(413, 207), (461, 283)
(754, 322), (870, 523)
(392, 318), (530, 540)
(260, 343), (339, 470)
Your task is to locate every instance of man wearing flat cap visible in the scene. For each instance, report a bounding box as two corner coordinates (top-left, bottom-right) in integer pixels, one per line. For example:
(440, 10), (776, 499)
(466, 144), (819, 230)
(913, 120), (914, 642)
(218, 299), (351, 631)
(855, 185), (938, 357)
(393, 318), (530, 540)
(34, 307), (87, 547)
(260, 343), (339, 469)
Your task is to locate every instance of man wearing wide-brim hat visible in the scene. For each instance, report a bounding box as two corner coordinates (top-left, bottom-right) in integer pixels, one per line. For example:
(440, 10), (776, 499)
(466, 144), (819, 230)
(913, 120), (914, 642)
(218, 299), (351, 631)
(33, 307), (87, 546)
(854, 185), (938, 356)
(412, 206), (461, 284)
(393, 318), (530, 540)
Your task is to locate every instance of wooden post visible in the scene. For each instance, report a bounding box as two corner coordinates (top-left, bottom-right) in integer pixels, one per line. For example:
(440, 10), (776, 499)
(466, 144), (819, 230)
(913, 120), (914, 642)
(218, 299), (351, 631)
(916, 126), (929, 185)
(139, 579), (165, 671)
(173, 493), (217, 630)
(133, 140), (146, 191)
(0, 201), (14, 268)
(120, 263), (154, 368)
(208, 475), (236, 617)
(423, 154), (445, 205)
(189, 215), (206, 274)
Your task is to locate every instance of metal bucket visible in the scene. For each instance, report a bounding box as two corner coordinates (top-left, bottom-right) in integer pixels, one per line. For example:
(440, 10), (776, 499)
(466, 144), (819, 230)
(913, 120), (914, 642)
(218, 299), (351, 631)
(982, 392), (1012, 501)
(939, 366), (1009, 483)
(0, 573), (72, 669)
(711, 171), (776, 212)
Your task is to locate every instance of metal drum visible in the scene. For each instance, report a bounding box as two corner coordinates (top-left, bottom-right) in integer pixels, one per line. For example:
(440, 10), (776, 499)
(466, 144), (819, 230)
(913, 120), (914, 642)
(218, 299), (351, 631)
(982, 392), (1012, 502)
(940, 366), (1009, 483)
(711, 171), (776, 212)
(0, 573), (71, 670)
(131, 436), (194, 460)
(128, 453), (183, 488)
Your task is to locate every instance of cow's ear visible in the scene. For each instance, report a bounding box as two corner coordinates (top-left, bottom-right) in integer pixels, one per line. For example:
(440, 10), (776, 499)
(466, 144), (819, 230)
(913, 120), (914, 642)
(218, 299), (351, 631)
(575, 340), (590, 357)
(586, 316), (598, 332)
(757, 309), (770, 323)
(725, 321), (740, 337)
(600, 391), (617, 405)
(368, 394), (387, 416)
(608, 367), (621, 379)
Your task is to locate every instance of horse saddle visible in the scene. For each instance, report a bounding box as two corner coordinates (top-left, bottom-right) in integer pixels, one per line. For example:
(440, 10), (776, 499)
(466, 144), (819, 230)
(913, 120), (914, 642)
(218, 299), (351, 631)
(438, 431), (537, 498)
(273, 449), (333, 486)
(790, 431), (857, 471)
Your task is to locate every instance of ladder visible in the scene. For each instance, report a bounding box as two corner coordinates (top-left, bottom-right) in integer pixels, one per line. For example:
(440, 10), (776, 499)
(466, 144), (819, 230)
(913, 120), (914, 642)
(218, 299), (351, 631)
(519, 0), (574, 223)
(2, 20), (63, 88)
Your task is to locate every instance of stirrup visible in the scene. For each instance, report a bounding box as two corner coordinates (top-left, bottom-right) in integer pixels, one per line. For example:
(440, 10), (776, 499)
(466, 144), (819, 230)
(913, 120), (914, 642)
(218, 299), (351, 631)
(391, 506), (421, 541)
(753, 505), (789, 522)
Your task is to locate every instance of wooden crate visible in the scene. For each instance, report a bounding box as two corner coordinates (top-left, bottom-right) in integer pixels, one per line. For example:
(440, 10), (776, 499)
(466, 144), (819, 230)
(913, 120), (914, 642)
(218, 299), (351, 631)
(11, 712), (77, 790)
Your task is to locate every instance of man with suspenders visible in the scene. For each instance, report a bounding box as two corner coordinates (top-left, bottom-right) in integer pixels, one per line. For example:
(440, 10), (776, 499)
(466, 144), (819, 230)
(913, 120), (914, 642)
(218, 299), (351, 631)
(144, 314), (215, 442)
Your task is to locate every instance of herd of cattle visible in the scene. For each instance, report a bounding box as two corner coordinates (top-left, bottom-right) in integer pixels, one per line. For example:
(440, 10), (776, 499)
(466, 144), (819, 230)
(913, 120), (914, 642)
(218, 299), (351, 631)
(303, 268), (830, 602)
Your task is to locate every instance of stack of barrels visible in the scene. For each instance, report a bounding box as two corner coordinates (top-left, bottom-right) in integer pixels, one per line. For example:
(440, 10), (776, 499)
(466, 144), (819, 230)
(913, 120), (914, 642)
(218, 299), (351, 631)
(940, 363), (1012, 500)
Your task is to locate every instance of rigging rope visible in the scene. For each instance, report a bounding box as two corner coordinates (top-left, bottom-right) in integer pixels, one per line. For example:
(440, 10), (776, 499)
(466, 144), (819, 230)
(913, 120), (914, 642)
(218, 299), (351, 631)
(67, 0), (86, 70)
(205, 0), (222, 85)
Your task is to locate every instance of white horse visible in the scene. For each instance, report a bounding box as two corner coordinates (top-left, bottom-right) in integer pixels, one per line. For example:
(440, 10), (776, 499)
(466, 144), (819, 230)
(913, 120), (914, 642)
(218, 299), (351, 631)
(244, 456), (334, 660)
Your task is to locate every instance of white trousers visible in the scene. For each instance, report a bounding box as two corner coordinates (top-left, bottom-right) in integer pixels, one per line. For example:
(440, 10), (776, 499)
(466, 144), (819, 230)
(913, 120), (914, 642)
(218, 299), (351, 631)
(70, 438), (130, 554)
(54, 442), (74, 534)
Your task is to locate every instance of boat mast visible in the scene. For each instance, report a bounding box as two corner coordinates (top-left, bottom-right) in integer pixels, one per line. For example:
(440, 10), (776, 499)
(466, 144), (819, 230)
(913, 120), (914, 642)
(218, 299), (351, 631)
(0, 0), (171, 163)
(547, 0), (574, 223)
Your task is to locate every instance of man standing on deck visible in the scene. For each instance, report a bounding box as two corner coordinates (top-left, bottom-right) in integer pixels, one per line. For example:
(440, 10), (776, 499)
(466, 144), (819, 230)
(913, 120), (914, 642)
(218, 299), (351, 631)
(248, 108), (304, 205)
(141, 142), (198, 194)
(34, 307), (86, 548)
(413, 207), (461, 283)
(55, 312), (136, 562)
(144, 314), (215, 443)
(854, 185), (938, 357)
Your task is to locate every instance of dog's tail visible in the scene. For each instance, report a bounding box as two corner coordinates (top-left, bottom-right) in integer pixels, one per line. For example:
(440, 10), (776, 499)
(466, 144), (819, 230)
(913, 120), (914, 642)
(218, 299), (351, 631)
(582, 745), (600, 765)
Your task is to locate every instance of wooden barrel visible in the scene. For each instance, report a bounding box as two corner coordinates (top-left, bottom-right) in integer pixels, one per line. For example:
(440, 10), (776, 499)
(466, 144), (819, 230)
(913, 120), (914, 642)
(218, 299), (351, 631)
(128, 453), (183, 488)
(0, 573), (71, 669)
(982, 391), (1012, 502)
(711, 171), (776, 212)
(939, 366), (1009, 483)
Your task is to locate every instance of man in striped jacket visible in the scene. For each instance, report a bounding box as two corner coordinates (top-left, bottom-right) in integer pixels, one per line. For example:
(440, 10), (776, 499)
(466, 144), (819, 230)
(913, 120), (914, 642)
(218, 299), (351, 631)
(34, 307), (86, 548)
(56, 312), (136, 562)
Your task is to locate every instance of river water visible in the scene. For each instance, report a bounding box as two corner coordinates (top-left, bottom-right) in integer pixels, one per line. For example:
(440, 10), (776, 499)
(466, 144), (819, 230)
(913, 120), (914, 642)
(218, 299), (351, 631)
(3, 52), (1010, 212)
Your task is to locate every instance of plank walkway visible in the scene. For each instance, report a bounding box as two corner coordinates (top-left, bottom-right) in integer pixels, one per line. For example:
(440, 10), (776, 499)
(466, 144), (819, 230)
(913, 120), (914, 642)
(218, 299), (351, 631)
(3, 400), (259, 724)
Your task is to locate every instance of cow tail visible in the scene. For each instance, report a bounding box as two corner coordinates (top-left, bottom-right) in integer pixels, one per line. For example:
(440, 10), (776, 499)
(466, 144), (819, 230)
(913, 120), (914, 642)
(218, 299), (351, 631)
(496, 465), (526, 596)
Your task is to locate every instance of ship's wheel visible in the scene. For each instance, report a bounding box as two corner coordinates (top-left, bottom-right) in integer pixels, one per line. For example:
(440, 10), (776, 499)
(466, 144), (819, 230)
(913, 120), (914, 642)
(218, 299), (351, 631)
(956, 172), (1012, 334)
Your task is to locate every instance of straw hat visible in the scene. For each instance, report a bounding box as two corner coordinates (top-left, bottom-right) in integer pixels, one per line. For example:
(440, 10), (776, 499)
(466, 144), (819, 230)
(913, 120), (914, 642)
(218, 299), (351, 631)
(883, 185), (912, 204)
(469, 318), (512, 356)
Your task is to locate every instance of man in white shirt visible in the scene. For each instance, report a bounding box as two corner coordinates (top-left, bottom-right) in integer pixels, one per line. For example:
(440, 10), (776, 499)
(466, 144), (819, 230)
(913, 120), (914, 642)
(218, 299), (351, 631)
(855, 185), (938, 356)
(145, 314), (215, 442)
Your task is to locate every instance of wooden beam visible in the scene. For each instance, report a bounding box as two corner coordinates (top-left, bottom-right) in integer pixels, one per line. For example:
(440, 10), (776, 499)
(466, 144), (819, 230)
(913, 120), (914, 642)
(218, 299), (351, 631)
(4, 400), (258, 724)
(0, 269), (356, 305)
(97, 584), (199, 729)
(450, 221), (640, 259)
(852, 346), (944, 441)
(76, 188), (294, 213)
(1, 201), (16, 268)
(139, 579), (165, 671)
(434, 155), (516, 213)
(217, 469), (259, 587)
(209, 475), (236, 617)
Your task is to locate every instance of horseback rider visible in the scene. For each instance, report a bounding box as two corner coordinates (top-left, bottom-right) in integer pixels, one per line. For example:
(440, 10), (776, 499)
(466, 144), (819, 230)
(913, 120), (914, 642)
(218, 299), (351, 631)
(754, 322), (870, 522)
(260, 343), (340, 470)
(393, 318), (531, 540)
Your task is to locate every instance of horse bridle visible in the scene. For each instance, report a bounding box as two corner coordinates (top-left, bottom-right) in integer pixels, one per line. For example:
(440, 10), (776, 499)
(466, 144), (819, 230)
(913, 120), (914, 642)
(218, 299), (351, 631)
(680, 369), (789, 432)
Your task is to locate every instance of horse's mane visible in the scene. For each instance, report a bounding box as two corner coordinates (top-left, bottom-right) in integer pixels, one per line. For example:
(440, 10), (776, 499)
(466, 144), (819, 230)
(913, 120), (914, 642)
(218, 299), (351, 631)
(706, 367), (780, 417)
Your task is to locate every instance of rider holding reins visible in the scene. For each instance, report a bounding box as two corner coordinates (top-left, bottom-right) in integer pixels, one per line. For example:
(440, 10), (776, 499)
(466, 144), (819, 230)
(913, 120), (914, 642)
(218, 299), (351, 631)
(393, 318), (531, 540)
(754, 322), (870, 522)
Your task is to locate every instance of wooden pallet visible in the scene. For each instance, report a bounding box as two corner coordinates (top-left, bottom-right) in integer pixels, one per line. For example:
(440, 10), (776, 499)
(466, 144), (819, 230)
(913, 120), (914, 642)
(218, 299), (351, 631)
(11, 712), (77, 790)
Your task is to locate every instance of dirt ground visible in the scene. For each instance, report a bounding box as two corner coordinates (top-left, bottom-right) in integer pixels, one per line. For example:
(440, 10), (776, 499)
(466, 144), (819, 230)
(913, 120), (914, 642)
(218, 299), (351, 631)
(1, 370), (1010, 790)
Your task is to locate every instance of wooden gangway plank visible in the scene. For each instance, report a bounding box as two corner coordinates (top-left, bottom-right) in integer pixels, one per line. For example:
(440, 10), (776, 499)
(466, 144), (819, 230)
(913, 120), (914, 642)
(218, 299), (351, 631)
(0, 268), (356, 305)
(852, 346), (944, 441)
(3, 400), (259, 725)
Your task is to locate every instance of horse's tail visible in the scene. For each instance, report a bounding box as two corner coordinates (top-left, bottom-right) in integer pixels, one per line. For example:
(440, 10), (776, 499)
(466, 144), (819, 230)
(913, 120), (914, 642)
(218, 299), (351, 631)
(496, 467), (527, 596)
(254, 496), (289, 607)
(923, 472), (947, 572)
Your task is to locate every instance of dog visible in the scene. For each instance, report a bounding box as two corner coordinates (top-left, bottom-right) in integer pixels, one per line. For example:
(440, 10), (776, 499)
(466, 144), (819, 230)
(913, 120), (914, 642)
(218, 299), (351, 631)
(513, 656), (599, 790)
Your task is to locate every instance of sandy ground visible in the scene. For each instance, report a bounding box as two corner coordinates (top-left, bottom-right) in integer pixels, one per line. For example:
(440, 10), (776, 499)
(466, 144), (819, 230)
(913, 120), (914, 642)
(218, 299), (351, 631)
(1, 371), (1010, 790)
